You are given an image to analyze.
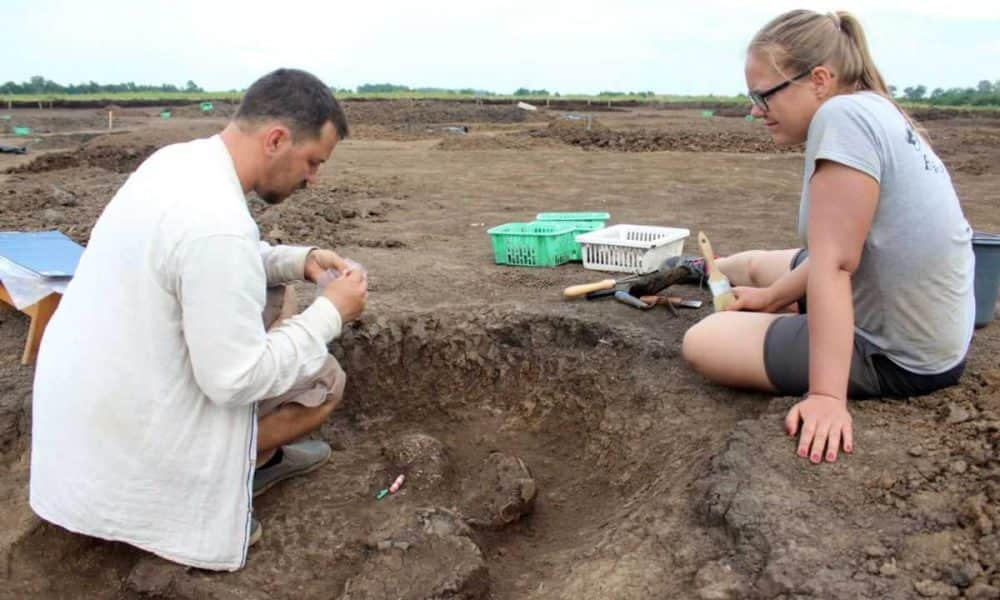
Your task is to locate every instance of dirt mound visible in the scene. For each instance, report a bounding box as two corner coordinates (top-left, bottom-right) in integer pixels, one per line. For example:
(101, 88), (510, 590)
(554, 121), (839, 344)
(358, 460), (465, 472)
(713, 105), (752, 118)
(79, 145), (158, 172)
(349, 124), (438, 141)
(0, 168), (127, 243)
(342, 100), (545, 128)
(90, 122), (222, 149)
(924, 121), (1000, 176)
(165, 101), (238, 119)
(249, 181), (404, 248)
(545, 115), (609, 134)
(909, 106), (1000, 121)
(341, 507), (490, 599)
(700, 368), (1000, 598)
(6, 152), (79, 173)
(533, 122), (800, 153)
(433, 132), (555, 151)
(7, 144), (157, 174)
(19, 132), (104, 152)
(1, 113), (108, 134)
(337, 100), (551, 141)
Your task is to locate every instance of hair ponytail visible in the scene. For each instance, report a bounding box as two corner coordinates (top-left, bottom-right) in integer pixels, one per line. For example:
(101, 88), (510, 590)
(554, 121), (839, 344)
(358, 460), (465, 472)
(750, 10), (928, 140)
(835, 13), (890, 95)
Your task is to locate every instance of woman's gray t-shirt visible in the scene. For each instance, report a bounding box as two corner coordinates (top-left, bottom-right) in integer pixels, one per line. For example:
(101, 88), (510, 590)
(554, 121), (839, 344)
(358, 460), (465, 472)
(798, 91), (975, 374)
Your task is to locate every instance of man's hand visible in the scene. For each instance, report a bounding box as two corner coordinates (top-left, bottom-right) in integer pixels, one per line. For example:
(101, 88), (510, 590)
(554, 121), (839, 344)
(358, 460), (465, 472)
(322, 268), (367, 322)
(304, 249), (350, 283)
(785, 394), (854, 463)
(727, 286), (776, 312)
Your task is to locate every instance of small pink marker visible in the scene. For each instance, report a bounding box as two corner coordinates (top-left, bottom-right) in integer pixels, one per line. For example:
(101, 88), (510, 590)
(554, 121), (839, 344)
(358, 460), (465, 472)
(389, 474), (405, 494)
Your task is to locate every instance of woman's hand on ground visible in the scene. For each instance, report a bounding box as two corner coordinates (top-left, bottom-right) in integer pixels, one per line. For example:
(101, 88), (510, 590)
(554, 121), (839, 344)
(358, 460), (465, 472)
(785, 394), (854, 463)
(304, 249), (350, 283)
(727, 286), (776, 312)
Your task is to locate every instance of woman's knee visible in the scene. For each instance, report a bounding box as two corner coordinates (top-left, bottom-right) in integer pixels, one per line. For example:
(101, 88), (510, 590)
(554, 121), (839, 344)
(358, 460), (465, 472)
(744, 250), (786, 288)
(682, 316), (719, 373)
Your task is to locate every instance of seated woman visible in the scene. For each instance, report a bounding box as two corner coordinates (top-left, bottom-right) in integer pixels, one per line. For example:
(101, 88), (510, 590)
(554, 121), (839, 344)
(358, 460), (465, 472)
(680, 10), (975, 465)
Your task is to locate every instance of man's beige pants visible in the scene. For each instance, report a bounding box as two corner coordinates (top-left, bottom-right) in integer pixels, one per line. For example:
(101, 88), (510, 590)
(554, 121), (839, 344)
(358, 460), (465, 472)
(257, 285), (346, 417)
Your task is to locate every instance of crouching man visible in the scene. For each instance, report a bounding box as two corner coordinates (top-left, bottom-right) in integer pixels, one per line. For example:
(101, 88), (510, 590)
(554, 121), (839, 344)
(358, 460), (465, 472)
(29, 68), (365, 570)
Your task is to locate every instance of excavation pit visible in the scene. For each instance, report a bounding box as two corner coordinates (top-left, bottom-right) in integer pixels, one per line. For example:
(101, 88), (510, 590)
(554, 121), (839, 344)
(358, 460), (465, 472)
(6, 308), (754, 599)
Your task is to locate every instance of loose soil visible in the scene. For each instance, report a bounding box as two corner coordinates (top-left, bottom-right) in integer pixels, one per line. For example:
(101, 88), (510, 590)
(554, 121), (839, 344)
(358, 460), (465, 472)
(0, 99), (997, 599)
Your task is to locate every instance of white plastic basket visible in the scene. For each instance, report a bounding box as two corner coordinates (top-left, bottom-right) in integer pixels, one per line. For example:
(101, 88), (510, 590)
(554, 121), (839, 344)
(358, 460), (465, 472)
(575, 225), (690, 273)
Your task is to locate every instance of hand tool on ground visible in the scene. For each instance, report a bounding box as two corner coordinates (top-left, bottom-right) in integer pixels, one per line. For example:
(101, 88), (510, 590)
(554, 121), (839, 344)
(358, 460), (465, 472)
(563, 273), (644, 299)
(585, 289), (619, 300)
(697, 231), (736, 312)
(613, 290), (652, 310)
(636, 292), (678, 315)
(639, 295), (703, 317)
(639, 295), (703, 309)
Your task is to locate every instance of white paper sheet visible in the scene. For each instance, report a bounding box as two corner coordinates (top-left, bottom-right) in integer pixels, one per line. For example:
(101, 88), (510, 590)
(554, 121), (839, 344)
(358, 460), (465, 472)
(0, 256), (67, 309)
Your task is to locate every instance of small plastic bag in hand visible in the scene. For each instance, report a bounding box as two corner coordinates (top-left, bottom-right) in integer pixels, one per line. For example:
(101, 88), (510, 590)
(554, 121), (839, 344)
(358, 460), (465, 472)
(316, 258), (366, 289)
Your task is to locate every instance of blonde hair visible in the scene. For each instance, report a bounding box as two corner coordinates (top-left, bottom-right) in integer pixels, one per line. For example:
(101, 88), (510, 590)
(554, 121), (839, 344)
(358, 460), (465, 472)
(749, 10), (927, 139)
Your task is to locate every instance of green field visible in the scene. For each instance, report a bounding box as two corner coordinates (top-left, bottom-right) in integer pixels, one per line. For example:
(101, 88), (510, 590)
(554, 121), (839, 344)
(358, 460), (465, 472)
(2, 91), (241, 104)
(2, 90), (748, 106)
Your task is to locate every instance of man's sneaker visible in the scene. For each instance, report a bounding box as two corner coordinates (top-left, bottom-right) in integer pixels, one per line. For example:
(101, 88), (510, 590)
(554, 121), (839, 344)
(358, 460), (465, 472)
(253, 440), (332, 497)
(249, 517), (262, 547)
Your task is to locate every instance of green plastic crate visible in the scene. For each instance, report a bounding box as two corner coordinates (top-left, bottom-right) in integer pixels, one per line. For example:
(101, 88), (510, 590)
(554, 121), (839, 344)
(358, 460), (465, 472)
(200, 102), (214, 113)
(487, 222), (576, 267)
(533, 219), (604, 261)
(160, 110), (172, 119)
(535, 211), (610, 222)
(535, 213), (609, 261)
(12, 126), (31, 136)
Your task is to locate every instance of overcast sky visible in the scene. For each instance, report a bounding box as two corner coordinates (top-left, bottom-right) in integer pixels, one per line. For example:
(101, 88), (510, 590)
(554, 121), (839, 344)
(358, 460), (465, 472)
(3, 0), (998, 95)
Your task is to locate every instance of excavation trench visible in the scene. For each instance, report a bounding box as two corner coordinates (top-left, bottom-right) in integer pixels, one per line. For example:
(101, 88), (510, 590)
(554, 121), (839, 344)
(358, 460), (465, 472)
(7, 307), (757, 599)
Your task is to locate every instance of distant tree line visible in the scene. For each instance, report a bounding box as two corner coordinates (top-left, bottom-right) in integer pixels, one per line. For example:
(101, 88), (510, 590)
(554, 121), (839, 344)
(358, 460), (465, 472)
(356, 82), (496, 96)
(5, 76), (999, 106)
(1, 75), (204, 95)
(513, 88), (551, 96)
(597, 90), (657, 98)
(892, 80), (1000, 106)
(349, 80), (1000, 104)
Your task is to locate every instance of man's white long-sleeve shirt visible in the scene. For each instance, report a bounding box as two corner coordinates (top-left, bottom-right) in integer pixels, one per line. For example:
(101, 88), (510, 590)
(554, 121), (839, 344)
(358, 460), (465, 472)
(29, 135), (341, 570)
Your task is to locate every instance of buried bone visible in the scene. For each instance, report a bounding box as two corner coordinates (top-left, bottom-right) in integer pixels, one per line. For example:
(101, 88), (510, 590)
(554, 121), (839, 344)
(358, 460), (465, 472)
(383, 432), (453, 491)
(459, 451), (538, 528)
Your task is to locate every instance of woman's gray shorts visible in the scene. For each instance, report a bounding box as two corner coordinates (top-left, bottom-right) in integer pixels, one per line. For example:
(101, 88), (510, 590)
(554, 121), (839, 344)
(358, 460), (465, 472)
(762, 249), (966, 398)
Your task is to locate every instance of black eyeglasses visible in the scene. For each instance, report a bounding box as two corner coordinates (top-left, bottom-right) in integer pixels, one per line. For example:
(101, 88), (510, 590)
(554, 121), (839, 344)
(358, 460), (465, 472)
(749, 66), (816, 112)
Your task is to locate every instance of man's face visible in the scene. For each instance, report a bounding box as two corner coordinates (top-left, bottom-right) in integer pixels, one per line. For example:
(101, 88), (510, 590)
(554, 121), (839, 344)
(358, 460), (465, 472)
(257, 121), (339, 205)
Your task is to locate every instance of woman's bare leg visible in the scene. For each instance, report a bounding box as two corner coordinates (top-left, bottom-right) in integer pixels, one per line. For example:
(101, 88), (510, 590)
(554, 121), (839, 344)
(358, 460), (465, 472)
(682, 311), (786, 391)
(715, 249), (801, 287)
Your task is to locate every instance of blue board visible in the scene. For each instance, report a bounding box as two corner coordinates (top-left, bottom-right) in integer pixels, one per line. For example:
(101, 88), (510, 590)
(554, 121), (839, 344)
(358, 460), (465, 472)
(0, 231), (85, 277)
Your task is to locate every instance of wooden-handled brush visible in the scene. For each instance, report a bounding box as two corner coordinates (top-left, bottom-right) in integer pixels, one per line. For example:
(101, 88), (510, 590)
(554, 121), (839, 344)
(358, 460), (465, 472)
(563, 273), (642, 299)
(697, 231), (735, 312)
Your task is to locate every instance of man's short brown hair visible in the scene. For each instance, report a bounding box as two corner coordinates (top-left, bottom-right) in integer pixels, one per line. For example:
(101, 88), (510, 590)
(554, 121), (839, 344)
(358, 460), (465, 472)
(235, 68), (348, 141)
